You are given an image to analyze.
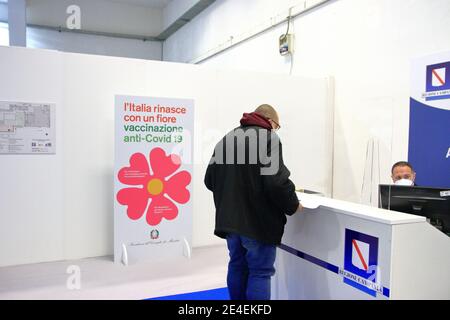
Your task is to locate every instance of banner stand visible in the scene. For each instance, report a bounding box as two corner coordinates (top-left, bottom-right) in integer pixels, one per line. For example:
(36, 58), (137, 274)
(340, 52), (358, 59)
(182, 237), (192, 259)
(114, 95), (194, 265)
(121, 244), (129, 266)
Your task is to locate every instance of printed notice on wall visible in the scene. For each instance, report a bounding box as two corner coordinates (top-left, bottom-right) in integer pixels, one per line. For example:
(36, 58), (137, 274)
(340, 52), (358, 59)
(0, 101), (56, 154)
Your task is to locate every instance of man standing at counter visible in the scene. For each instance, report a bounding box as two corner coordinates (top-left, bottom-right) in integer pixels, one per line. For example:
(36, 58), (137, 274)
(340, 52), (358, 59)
(204, 104), (302, 300)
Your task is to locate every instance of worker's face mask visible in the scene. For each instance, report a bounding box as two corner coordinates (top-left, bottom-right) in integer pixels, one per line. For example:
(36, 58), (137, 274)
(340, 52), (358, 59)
(394, 178), (414, 186)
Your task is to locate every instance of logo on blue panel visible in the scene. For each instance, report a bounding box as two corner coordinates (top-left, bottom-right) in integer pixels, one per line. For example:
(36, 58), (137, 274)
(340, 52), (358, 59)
(423, 61), (450, 101)
(339, 229), (385, 297)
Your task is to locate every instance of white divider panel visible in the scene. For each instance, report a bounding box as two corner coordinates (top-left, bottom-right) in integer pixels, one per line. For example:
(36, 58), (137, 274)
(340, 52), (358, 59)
(0, 46), (332, 266)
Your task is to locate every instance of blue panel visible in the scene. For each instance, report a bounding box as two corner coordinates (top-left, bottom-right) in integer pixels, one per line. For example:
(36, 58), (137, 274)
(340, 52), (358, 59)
(409, 98), (450, 188)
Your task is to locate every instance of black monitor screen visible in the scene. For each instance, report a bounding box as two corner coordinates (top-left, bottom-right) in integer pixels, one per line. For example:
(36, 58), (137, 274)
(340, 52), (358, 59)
(379, 184), (450, 235)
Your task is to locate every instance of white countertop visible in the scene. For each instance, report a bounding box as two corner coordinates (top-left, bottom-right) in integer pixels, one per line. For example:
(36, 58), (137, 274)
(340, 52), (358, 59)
(297, 192), (426, 225)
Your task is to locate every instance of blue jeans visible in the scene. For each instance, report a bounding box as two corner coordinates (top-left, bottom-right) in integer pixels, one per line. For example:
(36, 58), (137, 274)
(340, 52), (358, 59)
(226, 234), (276, 300)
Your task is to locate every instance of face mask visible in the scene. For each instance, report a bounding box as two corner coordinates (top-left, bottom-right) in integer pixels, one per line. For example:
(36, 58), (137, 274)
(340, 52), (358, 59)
(394, 178), (414, 186)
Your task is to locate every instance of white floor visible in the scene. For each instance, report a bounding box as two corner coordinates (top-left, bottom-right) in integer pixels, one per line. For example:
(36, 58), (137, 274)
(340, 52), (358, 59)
(0, 245), (229, 300)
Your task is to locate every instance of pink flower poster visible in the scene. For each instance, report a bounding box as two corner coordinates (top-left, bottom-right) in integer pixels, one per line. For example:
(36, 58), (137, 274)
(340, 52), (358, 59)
(114, 95), (194, 264)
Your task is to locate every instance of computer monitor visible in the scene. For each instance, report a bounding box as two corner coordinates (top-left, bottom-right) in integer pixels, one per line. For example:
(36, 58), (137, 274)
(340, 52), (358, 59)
(379, 184), (450, 235)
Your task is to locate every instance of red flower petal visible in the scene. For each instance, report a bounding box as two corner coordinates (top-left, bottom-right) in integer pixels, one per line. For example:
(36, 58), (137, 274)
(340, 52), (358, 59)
(146, 195), (178, 226)
(117, 187), (149, 220)
(118, 153), (150, 185)
(165, 171), (191, 204)
(150, 147), (181, 178)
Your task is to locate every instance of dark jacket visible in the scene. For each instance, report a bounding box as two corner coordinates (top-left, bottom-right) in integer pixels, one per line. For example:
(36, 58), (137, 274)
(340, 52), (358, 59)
(204, 113), (299, 245)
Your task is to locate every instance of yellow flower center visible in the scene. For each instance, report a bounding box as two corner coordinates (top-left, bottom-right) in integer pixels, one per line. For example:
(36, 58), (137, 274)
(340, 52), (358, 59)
(147, 178), (164, 196)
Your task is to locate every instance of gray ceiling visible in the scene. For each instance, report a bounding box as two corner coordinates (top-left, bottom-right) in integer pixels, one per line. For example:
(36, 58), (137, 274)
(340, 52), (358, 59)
(2, 0), (216, 41)
(105, 0), (172, 9)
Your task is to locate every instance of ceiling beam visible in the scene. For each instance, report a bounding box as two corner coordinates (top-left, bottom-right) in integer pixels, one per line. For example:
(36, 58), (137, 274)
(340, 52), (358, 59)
(27, 23), (161, 42)
(156, 0), (215, 41)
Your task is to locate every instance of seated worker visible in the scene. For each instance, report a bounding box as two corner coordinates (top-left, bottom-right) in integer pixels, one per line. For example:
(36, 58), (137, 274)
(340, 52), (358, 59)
(391, 161), (416, 186)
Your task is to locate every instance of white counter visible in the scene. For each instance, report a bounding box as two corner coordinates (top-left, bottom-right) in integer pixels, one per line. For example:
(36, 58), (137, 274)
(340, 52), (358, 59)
(297, 192), (426, 224)
(271, 192), (450, 300)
